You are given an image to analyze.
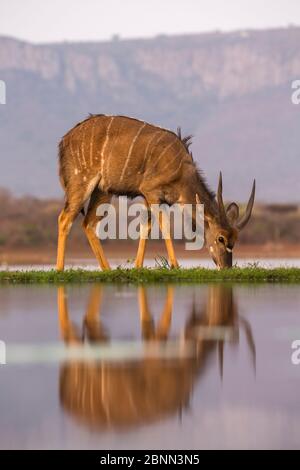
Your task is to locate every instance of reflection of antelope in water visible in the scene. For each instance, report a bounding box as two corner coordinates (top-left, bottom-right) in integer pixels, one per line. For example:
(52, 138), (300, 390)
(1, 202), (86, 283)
(58, 285), (255, 429)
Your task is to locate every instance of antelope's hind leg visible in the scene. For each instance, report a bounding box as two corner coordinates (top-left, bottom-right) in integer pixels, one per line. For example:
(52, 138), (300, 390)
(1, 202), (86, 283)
(57, 202), (82, 271)
(82, 188), (111, 270)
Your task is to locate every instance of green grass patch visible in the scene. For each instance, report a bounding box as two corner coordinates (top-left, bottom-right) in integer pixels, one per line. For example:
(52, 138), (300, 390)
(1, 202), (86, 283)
(0, 267), (300, 284)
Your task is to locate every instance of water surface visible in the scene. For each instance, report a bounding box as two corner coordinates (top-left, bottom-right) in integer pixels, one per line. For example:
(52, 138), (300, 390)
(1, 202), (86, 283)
(0, 283), (299, 449)
(2, 256), (300, 271)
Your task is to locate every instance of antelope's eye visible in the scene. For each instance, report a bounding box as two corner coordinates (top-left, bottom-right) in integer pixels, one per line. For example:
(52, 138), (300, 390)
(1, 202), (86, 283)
(218, 236), (225, 244)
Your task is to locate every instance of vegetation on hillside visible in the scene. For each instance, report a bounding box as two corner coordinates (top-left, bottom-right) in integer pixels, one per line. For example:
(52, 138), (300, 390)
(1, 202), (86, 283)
(0, 190), (299, 251)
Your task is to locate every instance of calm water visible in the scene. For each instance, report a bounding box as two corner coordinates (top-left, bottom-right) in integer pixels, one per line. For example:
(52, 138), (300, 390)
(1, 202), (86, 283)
(2, 257), (300, 270)
(0, 283), (299, 449)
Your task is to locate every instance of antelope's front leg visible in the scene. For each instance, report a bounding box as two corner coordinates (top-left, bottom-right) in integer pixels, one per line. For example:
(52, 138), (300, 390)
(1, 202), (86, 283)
(157, 210), (179, 269)
(138, 196), (179, 269)
(135, 204), (152, 268)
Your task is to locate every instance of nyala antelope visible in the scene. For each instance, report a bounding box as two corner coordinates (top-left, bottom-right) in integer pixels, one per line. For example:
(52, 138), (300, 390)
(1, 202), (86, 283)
(57, 114), (255, 270)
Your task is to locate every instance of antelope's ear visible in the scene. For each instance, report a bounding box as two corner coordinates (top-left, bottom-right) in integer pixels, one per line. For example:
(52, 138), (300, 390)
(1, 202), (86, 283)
(226, 202), (239, 225)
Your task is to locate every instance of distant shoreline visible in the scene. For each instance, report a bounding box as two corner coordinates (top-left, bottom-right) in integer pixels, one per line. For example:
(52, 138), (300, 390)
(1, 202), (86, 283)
(1, 243), (300, 266)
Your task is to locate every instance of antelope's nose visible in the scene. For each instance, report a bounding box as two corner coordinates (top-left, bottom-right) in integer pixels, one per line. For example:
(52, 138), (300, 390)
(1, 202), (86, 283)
(225, 251), (232, 268)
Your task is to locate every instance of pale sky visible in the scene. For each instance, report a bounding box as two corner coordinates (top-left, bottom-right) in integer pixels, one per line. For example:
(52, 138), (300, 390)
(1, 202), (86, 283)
(0, 0), (300, 43)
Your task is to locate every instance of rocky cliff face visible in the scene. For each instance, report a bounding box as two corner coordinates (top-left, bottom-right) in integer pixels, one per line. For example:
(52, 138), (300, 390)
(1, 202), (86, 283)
(0, 28), (299, 201)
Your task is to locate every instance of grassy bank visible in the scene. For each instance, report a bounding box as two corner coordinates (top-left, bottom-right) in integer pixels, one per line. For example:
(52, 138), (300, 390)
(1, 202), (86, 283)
(0, 267), (300, 284)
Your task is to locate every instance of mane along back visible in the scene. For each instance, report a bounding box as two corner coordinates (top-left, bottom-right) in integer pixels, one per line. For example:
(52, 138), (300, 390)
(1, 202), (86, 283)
(176, 127), (193, 156)
(87, 114), (194, 155)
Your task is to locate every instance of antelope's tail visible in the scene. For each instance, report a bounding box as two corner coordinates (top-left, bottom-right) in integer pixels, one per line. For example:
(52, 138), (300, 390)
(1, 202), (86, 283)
(58, 139), (67, 192)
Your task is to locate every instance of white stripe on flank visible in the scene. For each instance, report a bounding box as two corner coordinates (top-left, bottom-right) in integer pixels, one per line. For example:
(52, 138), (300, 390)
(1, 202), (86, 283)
(143, 130), (160, 165)
(148, 132), (165, 160)
(153, 147), (185, 184)
(81, 141), (87, 167)
(76, 146), (82, 170)
(139, 130), (161, 184)
(80, 123), (87, 168)
(70, 139), (82, 171)
(105, 122), (123, 186)
(120, 122), (146, 182)
(166, 158), (184, 182)
(89, 119), (96, 165)
(160, 146), (184, 173)
(155, 136), (177, 167)
(100, 117), (114, 184)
